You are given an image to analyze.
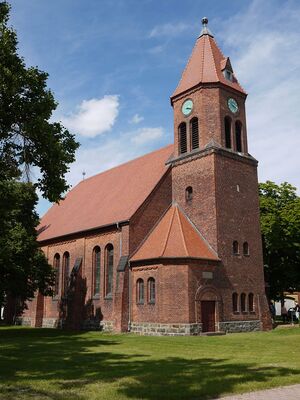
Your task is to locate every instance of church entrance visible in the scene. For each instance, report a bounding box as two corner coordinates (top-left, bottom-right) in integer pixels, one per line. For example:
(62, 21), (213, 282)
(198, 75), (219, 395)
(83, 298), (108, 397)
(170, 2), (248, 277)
(201, 300), (216, 333)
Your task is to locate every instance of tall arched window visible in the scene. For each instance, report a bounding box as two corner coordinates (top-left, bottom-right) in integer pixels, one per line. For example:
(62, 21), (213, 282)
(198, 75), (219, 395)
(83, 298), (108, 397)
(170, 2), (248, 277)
(233, 241), (239, 255)
(190, 117), (199, 150)
(241, 293), (246, 312)
(105, 244), (114, 297)
(148, 278), (156, 304)
(235, 121), (243, 152)
(248, 293), (254, 312)
(243, 242), (249, 256)
(232, 292), (238, 312)
(53, 253), (60, 296)
(224, 116), (232, 149)
(178, 122), (187, 154)
(137, 279), (144, 304)
(62, 252), (70, 296)
(93, 246), (101, 296)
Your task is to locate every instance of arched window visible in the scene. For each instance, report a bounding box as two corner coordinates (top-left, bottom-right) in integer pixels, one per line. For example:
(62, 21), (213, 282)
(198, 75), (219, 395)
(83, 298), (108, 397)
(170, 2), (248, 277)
(148, 278), (155, 304)
(53, 253), (60, 296)
(62, 252), (70, 296)
(233, 241), (239, 255)
(235, 121), (243, 152)
(105, 244), (114, 297)
(93, 246), (101, 296)
(232, 292), (238, 312)
(241, 293), (246, 312)
(137, 279), (144, 304)
(190, 117), (199, 150)
(185, 186), (193, 202)
(248, 293), (254, 312)
(178, 122), (187, 154)
(243, 242), (249, 256)
(224, 116), (232, 149)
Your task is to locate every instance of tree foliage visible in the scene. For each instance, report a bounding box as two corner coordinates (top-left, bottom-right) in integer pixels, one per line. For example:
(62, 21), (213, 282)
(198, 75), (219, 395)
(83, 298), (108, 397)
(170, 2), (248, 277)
(259, 181), (300, 299)
(0, 1), (79, 200)
(0, 2), (79, 317)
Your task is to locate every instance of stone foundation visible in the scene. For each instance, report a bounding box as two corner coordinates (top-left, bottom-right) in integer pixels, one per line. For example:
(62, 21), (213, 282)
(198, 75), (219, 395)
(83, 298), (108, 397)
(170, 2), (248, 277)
(130, 322), (202, 336)
(42, 318), (60, 328)
(15, 317), (33, 327)
(219, 320), (261, 333)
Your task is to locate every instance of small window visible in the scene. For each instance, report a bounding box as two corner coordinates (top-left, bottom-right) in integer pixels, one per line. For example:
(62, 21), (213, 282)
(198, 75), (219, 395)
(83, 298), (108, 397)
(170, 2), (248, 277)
(105, 244), (114, 297)
(137, 279), (144, 304)
(53, 253), (60, 296)
(223, 69), (233, 82)
(233, 241), (239, 255)
(179, 122), (187, 154)
(185, 186), (193, 202)
(224, 116), (232, 149)
(241, 293), (246, 312)
(62, 252), (70, 297)
(232, 292), (238, 312)
(243, 242), (249, 256)
(235, 121), (243, 152)
(190, 117), (199, 150)
(248, 293), (254, 312)
(148, 278), (155, 304)
(93, 246), (101, 296)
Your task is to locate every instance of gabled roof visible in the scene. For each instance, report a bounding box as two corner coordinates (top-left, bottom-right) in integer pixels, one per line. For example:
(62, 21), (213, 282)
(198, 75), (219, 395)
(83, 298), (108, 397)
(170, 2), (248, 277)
(171, 20), (245, 100)
(130, 205), (219, 262)
(38, 145), (173, 242)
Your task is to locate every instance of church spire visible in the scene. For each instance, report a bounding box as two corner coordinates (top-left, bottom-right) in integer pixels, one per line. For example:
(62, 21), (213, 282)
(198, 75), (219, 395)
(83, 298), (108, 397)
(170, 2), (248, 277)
(171, 18), (246, 102)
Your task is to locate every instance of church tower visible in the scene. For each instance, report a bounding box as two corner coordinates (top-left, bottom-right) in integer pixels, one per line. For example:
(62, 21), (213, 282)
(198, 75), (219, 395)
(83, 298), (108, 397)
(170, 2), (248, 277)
(169, 18), (271, 330)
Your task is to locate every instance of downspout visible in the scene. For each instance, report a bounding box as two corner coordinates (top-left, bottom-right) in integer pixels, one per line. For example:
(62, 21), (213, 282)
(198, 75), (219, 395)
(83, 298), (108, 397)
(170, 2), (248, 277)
(128, 260), (132, 332)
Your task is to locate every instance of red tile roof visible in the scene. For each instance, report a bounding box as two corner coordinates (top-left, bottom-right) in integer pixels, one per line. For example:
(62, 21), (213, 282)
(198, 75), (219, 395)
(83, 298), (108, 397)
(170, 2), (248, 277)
(171, 33), (246, 100)
(130, 205), (219, 262)
(38, 145), (173, 242)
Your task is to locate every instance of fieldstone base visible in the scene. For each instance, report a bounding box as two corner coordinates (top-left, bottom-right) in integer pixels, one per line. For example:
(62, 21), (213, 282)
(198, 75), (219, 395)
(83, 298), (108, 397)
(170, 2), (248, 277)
(42, 318), (60, 328)
(219, 320), (261, 333)
(130, 322), (202, 336)
(100, 320), (114, 332)
(15, 317), (33, 327)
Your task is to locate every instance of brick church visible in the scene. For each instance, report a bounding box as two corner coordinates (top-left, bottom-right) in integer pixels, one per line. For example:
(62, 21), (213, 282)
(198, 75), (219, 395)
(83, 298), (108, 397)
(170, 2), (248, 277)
(20, 18), (271, 334)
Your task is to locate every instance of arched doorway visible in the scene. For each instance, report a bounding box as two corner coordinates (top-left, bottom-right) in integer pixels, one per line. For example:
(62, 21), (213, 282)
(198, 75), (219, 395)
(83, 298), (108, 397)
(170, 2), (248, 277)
(195, 286), (222, 333)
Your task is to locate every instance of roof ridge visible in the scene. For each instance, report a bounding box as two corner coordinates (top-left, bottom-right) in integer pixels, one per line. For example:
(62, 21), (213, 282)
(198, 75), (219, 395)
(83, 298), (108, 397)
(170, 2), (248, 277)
(161, 206), (176, 257)
(175, 206), (189, 257)
(77, 144), (173, 186)
(208, 35), (221, 82)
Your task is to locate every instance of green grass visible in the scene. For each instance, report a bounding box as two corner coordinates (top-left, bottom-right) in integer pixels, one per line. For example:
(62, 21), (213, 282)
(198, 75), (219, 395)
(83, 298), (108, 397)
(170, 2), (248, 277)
(0, 326), (300, 400)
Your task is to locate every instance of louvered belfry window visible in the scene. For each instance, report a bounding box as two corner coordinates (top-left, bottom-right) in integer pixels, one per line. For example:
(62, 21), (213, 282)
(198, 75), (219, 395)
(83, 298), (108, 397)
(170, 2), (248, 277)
(190, 117), (199, 150)
(235, 121), (243, 152)
(225, 116), (232, 149)
(178, 122), (187, 154)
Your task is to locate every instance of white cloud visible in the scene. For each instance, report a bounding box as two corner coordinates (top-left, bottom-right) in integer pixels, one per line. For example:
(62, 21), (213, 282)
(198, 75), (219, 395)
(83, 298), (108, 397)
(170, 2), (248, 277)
(219, 0), (300, 190)
(62, 95), (119, 138)
(149, 22), (190, 38)
(131, 127), (164, 145)
(130, 113), (144, 124)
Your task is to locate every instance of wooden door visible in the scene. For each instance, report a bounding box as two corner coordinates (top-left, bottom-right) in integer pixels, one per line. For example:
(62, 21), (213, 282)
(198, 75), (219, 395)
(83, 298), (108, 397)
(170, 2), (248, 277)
(201, 301), (215, 332)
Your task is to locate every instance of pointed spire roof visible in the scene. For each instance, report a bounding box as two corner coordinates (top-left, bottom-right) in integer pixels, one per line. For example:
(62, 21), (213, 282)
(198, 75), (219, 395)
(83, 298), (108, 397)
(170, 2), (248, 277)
(130, 205), (219, 262)
(171, 18), (246, 100)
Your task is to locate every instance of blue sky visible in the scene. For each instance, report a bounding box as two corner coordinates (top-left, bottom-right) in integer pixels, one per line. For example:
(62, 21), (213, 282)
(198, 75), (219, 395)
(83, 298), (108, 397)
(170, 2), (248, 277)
(8, 0), (300, 216)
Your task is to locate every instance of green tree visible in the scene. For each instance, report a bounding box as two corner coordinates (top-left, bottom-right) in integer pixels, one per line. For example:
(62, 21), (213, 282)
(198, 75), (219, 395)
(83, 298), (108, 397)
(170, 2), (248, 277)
(259, 181), (300, 299)
(0, 2), (79, 319)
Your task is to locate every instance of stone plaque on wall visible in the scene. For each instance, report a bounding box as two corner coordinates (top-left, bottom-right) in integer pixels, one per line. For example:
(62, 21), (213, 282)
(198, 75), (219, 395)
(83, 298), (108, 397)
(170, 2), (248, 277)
(202, 271), (213, 279)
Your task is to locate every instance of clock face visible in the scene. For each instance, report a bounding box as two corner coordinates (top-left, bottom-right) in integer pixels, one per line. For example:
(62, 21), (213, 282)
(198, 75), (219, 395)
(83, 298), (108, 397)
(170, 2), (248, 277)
(228, 98), (239, 114)
(181, 99), (193, 116)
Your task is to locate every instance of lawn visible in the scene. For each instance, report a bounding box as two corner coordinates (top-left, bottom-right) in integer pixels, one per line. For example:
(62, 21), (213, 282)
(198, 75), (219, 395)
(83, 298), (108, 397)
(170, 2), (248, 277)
(0, 326), (300, 400)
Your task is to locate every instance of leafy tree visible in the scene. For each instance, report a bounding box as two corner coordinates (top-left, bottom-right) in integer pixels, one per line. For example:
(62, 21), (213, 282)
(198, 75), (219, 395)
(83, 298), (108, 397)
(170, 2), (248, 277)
(0, 2), (79, 319)
(259, 181), (300, 299)
(0, 1), (79, 200)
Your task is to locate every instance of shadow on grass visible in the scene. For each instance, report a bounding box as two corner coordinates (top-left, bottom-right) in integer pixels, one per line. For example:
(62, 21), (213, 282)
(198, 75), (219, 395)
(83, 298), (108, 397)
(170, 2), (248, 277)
(0, 328), (300, 400)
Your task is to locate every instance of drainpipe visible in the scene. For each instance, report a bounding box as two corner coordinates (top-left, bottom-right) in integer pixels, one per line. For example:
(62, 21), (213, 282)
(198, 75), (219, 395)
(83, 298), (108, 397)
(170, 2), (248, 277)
(128, 261), (132, 332)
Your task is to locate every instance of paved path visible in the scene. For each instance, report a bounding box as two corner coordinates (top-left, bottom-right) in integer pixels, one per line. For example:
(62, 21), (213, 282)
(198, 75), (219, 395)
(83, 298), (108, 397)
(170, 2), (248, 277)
(216, 384), (300, 399)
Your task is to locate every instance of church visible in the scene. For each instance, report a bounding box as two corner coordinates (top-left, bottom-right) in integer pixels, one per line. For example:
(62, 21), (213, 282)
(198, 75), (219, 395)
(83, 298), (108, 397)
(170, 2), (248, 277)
(20, 18), (271, 335)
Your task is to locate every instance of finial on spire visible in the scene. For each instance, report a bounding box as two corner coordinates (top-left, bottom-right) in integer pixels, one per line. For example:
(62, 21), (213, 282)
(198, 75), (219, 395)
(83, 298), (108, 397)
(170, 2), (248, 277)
(199, 17), (214, 38)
